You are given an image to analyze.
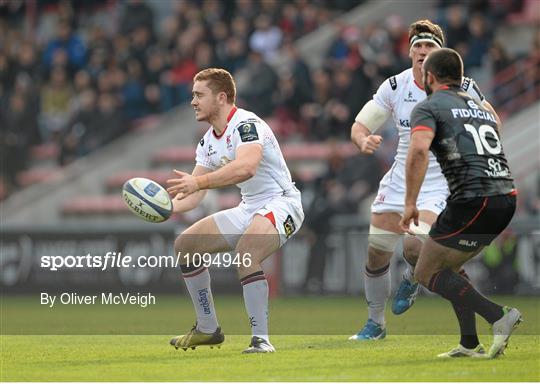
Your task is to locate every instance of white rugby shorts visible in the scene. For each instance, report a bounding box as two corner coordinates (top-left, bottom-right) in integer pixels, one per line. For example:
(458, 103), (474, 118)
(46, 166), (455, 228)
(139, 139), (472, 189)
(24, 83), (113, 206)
(371, 178), (448, 215)
(212, 189), (304, 248)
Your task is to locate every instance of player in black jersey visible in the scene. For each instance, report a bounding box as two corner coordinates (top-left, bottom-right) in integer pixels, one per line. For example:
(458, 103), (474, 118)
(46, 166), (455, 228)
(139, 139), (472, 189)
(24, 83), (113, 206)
(400, 48), (522, 359)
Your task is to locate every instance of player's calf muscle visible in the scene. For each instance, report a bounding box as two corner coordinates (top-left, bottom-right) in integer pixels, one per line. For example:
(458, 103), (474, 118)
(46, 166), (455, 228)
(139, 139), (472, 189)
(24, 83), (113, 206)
(236, 263), (261, 279)
(413, 266), (432, 287)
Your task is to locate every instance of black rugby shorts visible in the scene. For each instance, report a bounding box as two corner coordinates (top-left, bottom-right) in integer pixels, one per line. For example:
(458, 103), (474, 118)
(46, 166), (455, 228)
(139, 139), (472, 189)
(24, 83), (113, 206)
(429, 192), (517, 251)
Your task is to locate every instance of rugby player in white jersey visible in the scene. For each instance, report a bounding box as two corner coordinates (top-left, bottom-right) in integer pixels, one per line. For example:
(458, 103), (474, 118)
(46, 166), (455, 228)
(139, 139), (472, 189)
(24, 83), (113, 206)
(349, 20), (500, 343)
(166, 68), (304, 353)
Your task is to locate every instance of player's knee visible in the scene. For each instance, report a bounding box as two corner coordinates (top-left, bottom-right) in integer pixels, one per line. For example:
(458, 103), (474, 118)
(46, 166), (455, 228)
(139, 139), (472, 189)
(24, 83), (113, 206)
(234, 243), (257, 271)
(174, 233), (197, 265)
(403, 235), (421, 265)
(368, 225), (400, 253)
(367, 246), (393, 269)
(367, 225), (399, 268)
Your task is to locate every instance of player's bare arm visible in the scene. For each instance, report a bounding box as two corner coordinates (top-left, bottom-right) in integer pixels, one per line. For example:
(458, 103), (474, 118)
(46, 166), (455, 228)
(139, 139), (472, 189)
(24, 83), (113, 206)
(167, 165), (210, 213)
(351, 122), (383, 154)
(167, 143), (263, 198)
(400, 129), (434, 232)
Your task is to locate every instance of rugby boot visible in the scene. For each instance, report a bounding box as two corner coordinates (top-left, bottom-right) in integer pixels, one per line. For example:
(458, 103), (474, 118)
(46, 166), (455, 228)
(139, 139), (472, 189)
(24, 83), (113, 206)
(392, 277), (419, 315)
(242, 336), (275, 353)
(488, 307), (522, 358)
(170, 325), (224, 350)
(437, 344), (486, 358)
(348, 319), (386, 340)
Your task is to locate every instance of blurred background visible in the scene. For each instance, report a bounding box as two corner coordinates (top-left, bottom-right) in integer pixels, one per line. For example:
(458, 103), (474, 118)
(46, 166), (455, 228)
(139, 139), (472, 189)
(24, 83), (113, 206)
(1, 0), (539, 298)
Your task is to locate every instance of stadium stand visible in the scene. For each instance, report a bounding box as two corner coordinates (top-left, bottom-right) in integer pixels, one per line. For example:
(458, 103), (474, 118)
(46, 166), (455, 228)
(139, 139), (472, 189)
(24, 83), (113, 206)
(2, 0), (538, 224)
(1, 0), (539, 297)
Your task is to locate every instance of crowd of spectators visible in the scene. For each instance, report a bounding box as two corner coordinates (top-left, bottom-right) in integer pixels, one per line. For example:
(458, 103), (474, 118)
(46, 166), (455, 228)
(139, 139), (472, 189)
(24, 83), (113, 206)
(1, 0), (537, 293)
(0, 0), (357, 197)
(0, 0), (536, 204)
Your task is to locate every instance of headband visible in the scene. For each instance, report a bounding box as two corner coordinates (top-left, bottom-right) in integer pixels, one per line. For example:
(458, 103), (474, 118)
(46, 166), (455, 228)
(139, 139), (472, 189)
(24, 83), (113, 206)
(409, 32), (443, 48)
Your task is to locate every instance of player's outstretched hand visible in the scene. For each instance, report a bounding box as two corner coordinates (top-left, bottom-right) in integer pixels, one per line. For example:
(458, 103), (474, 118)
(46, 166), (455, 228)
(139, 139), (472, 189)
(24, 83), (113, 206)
(399, 204), (419, 234)
(166, 169), (199, 199)
(360, 135), (383, 154)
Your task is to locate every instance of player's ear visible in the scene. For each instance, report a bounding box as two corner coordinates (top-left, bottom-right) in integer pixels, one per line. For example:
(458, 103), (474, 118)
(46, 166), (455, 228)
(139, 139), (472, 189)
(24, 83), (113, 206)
(217, 91), (227, 105)
(426, 71), (435, 86)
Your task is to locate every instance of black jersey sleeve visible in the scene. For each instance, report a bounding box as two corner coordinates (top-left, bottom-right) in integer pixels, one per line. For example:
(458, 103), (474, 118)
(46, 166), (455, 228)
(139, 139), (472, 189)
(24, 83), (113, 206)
(410, 100), (437, 134)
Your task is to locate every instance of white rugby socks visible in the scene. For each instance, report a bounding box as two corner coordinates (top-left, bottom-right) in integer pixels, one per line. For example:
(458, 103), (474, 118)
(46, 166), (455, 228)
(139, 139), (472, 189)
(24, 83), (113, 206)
(402, 250), (417, 283)
(364, 264), (391, 325)
(403, 265), (416, 282)
(181, 266), (219, 333)
(241, 271), (269, 342)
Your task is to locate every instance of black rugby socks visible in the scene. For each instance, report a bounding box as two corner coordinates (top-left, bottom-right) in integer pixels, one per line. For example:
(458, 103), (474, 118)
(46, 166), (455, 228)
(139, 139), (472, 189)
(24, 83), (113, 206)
(428, 268), (504, 325)
(451, 270), (480, 349)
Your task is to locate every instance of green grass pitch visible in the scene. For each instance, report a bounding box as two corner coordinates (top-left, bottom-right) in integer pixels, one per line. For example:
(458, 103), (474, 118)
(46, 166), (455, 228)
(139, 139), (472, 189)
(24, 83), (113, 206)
(1, 294), (539, 381)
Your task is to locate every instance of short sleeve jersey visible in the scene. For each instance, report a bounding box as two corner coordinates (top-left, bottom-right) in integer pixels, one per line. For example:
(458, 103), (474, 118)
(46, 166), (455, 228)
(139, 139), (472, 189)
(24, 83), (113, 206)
(372, 68), (485, 192)
(195, 107), (295, 204)
(410, 85), (514, 200)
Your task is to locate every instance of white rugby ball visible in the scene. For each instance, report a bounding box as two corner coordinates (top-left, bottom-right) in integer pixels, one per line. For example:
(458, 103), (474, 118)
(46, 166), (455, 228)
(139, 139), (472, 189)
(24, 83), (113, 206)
(122, 177), (172, 223)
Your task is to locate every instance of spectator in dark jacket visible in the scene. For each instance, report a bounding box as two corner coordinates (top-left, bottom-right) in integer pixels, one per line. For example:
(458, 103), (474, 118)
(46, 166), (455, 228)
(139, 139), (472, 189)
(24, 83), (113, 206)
(120, 0), (155, 37)
(43, 19), (87, 72)
(237, 50), (279, 117)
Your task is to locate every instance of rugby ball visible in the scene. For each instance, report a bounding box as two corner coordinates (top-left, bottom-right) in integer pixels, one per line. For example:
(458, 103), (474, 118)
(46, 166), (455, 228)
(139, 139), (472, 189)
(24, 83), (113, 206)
(122, 177), (172, 223)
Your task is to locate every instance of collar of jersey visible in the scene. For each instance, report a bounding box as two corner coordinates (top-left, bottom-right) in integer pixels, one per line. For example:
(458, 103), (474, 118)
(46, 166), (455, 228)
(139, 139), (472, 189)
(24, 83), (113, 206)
(212, 106), (238, 139)
(413, 78), (424, 91)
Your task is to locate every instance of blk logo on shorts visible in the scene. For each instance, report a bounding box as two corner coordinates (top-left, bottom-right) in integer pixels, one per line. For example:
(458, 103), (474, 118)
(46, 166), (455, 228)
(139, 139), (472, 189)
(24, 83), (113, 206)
(458, 239), (478, 247)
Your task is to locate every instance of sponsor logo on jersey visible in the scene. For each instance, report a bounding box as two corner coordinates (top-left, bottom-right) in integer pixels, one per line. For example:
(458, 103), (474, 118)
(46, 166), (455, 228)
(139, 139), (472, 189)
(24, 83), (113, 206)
(226, 134), (232, 149)
(404, 91), (417, 103)
(461, 77), (471, 91)
(399, 119), (410, 128)
(207, 144), (217, 156)
(486, 158), (508, 177)
(389, 76), (397, 90)
(219, 156), (232, 167)
(283, 215), (296, 238)
(238, 122), (259, 142)
(450, 108), (496, 123)
(458, 239), (478, 248)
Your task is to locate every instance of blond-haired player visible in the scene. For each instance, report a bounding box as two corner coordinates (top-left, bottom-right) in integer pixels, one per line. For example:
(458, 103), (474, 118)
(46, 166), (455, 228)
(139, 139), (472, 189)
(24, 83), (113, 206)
(167, 68), (304, 353)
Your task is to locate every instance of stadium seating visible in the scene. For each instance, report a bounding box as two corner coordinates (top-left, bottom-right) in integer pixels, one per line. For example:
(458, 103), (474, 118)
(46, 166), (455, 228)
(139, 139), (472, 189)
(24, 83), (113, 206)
(62, 140), (345, 218)
(151, 142), (357, 165)
(16, 168), (62, 188)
